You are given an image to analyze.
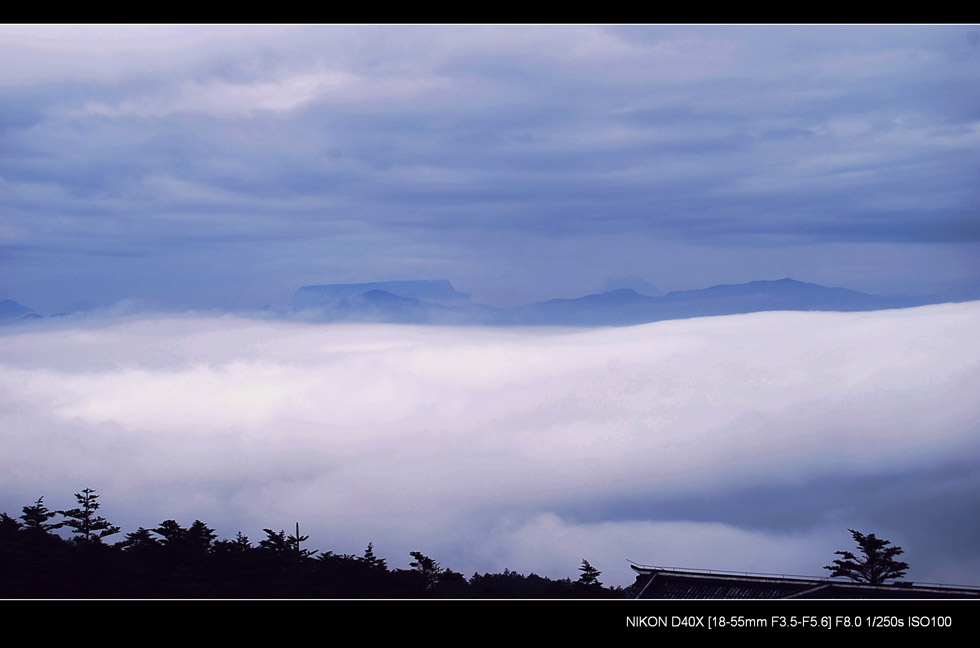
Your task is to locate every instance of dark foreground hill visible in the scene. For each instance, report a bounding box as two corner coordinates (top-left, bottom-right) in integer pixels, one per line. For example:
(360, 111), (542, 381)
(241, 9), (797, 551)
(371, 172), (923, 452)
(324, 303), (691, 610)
(1, 491), (620, 599)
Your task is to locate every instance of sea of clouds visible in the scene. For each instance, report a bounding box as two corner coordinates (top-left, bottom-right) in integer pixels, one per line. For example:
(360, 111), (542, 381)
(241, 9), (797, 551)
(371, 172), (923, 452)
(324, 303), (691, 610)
(2, 302), (978, 587)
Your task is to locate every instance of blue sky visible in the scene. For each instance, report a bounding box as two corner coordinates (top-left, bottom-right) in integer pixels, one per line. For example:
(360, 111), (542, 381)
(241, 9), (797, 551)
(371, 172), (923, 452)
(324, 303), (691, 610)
(2, 25), (979, 313)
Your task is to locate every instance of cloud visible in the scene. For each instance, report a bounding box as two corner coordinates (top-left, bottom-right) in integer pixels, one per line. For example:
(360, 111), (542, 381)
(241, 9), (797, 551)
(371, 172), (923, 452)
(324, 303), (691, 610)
(73, 72), (347, 118)
(1, 303), (978, 584)
(0, 25), (302, 86)
(471, 515), (839, 582)
(3, 26), (979, 311)
(1, 28), (978, 583)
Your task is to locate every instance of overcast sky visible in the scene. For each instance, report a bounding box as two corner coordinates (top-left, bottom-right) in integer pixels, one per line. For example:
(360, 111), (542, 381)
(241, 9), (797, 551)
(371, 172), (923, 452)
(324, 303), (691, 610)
(2, 25), (979, 313)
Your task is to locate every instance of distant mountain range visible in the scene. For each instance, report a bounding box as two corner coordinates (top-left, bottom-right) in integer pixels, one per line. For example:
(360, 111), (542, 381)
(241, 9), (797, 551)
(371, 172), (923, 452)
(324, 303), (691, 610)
(290, 278), (946, 326)
(2, 278), (965, 328)
(0, 299), (41, 323)
(293, 279), (469, 310)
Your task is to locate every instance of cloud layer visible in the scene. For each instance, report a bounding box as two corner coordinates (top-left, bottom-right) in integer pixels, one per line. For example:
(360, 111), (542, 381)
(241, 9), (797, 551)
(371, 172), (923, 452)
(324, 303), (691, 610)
(2, 303), (978, 585)
(2, 25), (979, 312)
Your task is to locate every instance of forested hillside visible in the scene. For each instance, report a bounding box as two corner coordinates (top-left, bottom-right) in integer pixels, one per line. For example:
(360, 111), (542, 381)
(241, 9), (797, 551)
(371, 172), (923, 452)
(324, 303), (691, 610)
(1, 489), (621, 599)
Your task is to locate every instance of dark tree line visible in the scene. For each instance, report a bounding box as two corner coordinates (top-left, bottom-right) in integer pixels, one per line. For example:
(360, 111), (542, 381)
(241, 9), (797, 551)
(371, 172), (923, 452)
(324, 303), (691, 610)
(1, 488), (620, 599)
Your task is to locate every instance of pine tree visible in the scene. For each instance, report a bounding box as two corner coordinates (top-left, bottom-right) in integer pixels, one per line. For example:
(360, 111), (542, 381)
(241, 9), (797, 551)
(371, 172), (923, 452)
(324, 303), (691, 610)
(409, 551), (442, 590)
(0, 512), (22, 534)
(824, 529), (909, 585)
(360, 542), (387, 570)
(214, 531), (252, 554)
(20, 497), (62, 535)
(259, 528), (289, 554)
(577, 559), (602, 586)
(117, 527), (159, 552)
(0, 513), (23, 545)
(186, 520), (218, 554)
(58, 488), (120, 545)
(154, 519), (187, 546)
(287, 523), (318, 559)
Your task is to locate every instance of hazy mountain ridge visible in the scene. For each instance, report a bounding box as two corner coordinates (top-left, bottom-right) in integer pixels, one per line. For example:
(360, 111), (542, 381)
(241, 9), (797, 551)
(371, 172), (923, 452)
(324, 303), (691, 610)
(293, 280), (469, 310)
(0, 299), (40, 322)
(290, 278), (950, 326)
(3, 278), (961, 327)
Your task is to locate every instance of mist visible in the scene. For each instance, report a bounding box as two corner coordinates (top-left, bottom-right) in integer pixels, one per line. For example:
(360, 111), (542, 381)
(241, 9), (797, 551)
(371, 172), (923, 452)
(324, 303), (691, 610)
(1, 302), (978, 586)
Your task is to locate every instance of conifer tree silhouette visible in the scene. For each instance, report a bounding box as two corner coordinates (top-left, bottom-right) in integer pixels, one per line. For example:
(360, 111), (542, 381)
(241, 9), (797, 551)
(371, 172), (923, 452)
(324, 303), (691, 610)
(59, 488), (120, 544)
(154, 519), (187, 545)
(260, 528), (289, 554)
(186, 520), (218, 554)
(361, 542), (387, 570)
(577, 559), (602, 586)
(21, 497), (62, 535)
(287, 523), (318, 559)
(824, 529), (909, 585)
(409, 551), (442, 589)
(213, 530), (252, 554)
(0, 512), (22, 536)
(118, 527), (159, 552)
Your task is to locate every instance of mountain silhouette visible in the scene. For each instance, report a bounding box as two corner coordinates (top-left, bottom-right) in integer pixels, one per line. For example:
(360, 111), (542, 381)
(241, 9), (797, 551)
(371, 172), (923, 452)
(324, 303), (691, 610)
(5, 278), (950, 328)
(509, 278), (940, 325)
(293, 280), (469, 312)
(0, 299), (40, 323)
(288, 278), (942, 327)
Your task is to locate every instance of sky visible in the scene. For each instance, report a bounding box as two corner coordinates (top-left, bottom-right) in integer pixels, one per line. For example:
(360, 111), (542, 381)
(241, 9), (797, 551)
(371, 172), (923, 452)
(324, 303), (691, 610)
(1, 302), (978, 586)
(1, 25), (979, 313)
